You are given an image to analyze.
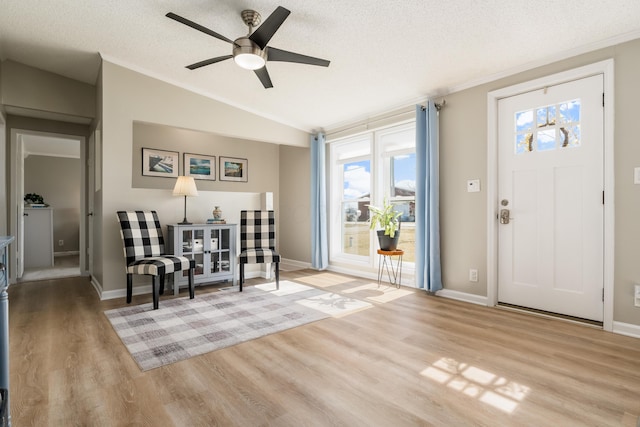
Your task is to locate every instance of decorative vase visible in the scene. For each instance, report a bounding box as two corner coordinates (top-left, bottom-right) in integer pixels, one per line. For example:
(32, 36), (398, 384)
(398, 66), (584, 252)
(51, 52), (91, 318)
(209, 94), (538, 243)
(377, 230), (400, 251)
(213, 206), (222, 219)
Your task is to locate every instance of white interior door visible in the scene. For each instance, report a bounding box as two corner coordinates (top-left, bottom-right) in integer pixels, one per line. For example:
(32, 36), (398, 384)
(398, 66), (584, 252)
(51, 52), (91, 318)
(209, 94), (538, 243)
(498, 74), (604, 322)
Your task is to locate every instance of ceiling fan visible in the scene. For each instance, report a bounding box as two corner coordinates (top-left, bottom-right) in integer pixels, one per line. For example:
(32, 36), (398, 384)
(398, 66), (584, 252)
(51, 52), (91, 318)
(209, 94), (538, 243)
(166, 6), (330, 89)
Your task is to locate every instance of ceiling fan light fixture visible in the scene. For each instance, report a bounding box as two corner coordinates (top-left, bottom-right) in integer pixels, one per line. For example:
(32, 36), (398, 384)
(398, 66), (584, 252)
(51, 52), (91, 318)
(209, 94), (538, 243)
(233, 37), (267, 70)
(234, 53), (265, 70)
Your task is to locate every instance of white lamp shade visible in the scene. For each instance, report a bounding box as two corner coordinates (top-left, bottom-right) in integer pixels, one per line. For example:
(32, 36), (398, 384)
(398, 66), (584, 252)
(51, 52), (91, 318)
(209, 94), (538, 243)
(172, 176), (199, 197)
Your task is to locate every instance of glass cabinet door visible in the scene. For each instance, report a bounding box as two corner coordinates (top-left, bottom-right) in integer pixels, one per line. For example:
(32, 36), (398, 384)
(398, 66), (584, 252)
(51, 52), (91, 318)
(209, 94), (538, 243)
(181, 228), (205, 278)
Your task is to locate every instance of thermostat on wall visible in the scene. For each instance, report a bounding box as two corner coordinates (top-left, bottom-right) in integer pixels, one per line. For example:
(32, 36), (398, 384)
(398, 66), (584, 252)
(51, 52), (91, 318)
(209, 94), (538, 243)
(467, 179), (480, 193)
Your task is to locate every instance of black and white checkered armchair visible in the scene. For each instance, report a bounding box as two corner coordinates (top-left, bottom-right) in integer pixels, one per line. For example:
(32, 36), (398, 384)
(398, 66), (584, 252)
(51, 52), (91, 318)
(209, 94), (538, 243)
(116, 211), (195, 310)
(239, 210), (280, 291)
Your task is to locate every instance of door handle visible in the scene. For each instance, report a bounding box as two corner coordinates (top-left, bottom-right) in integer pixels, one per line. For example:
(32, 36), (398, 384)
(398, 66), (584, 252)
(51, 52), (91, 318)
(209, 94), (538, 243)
(23, 213), (29, 216)
(499, 209), (512, 224)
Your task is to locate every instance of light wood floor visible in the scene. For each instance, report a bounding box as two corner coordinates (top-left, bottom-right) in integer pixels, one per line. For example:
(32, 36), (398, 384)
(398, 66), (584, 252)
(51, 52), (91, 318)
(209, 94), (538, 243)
(7, 270), (640, 426)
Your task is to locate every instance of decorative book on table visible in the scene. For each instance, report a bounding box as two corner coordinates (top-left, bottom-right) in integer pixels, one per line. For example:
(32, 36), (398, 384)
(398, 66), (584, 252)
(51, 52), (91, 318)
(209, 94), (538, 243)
(206, 218), (226, 224)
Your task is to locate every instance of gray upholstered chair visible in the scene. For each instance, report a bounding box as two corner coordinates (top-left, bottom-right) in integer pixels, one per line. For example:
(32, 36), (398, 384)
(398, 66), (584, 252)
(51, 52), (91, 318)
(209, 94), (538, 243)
(116, 210), (195, 309)
(238, 210), (280, 291)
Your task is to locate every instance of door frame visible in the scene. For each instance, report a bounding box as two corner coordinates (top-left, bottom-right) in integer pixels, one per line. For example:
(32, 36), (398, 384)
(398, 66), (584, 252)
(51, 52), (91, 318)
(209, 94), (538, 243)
(9, 128), (88, 281)
(486, 60), (614, 331)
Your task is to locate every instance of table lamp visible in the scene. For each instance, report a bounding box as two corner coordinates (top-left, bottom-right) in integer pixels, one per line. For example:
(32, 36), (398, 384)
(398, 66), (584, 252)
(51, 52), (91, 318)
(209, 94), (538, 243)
(173, 176), (198, 225)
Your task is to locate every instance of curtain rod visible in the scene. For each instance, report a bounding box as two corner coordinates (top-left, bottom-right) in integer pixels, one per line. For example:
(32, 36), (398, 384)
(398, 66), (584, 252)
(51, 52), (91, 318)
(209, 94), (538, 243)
(327, 99), (446, 139)
(422, 99), (446, 111)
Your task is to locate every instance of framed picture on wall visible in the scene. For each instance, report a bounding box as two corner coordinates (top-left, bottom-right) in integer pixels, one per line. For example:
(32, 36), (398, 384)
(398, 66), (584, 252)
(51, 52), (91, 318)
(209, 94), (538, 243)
(184, 153), (216, 181)
(219, 156), (248, 182)
(142, 148), (179, 178)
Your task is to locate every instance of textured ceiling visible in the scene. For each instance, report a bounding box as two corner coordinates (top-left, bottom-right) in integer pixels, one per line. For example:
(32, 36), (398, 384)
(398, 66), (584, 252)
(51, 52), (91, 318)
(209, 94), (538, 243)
(1, 1), (640, 132)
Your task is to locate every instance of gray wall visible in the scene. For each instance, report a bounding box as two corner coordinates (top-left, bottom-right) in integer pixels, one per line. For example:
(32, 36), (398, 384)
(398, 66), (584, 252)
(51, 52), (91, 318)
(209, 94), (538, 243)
(98, 60), (309, 295)
(439, 38), (640, 325)
(1, 59), (95, 279)
(1, 60), (95, 119)
(24, 155), (80, 253)
(132, 122), (280, 195)
(279, 144), (311, 263)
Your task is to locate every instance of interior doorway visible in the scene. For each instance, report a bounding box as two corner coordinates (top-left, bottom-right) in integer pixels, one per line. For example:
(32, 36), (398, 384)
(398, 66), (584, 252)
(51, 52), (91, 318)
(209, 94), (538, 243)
(12, 129), (87, 282)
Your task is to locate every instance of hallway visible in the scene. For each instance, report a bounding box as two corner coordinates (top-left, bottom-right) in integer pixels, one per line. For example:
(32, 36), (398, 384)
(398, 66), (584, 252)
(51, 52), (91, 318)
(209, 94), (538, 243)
(18, 253), (80, 282)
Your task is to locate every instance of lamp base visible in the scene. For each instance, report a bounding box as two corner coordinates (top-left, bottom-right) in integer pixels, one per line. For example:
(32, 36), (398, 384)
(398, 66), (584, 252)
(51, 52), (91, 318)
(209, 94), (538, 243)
(178, 218), (192, 225)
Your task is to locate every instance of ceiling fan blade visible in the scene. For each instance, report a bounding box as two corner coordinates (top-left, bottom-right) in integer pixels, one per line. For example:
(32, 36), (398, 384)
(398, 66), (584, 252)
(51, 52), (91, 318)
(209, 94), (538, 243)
(249, 6), (291, 49)
(254, 66), (273, 89)
(186, 55), (233, 70)
(267, 47), (330, 67)
(166, 12), (235, 45)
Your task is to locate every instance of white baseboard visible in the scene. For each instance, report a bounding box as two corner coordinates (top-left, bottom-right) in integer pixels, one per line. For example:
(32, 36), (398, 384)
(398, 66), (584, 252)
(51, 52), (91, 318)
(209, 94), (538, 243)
(90, 276), (103, 298)
(326, 263), (417, 287)
(436, 288), (489, 306)
(54, 251), (80, 257)
(612, 321), (640, 339)
(101, 283), (143, 301)
(435, 289), (640, 340)
(99, 275), (253, 301)
(327, 265), (380, 282)
(280, 258), (312, 271)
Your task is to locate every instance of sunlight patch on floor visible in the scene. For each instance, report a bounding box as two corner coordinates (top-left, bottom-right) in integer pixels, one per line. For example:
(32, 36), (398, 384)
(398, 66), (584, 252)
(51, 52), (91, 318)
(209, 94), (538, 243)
(255, 280), (315, 296)
(420, 357), (530, 414)
(340, 282), (414, 303)
(255, 280), (373, 317)
(297, 293), (373, 318)
(294, 272), (357, 288)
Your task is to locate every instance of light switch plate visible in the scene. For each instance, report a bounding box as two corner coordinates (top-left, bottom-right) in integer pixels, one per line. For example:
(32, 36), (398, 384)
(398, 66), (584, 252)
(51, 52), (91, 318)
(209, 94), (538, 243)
(467, 179), (480, 193)
(634, 167), (640, 184)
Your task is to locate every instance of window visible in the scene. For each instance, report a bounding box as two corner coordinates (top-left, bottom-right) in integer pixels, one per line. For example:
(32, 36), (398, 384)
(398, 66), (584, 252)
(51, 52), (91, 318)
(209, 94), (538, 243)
(330, 122), (416, 267)
(515, 98), (581, 154)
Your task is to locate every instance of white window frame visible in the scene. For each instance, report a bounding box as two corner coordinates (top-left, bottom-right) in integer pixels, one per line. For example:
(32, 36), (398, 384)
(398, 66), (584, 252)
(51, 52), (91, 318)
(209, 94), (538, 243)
(329, 121), (416, 274)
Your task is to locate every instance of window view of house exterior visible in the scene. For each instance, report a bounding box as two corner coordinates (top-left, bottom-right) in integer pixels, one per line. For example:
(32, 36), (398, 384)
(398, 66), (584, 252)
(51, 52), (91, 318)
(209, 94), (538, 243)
(330, 122), (416, 266)
(342, 159), (370, 256)
(390, 152), (416, 262)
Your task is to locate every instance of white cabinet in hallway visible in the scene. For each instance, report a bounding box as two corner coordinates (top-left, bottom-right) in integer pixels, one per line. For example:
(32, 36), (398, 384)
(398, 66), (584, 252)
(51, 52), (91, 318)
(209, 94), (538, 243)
(24, 207), (54, 268)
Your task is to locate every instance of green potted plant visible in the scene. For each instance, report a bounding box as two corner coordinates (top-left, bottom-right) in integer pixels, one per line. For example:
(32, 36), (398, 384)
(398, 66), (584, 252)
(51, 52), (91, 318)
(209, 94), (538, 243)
(367, 199), (401, 251)
(24, 193), (44, 205)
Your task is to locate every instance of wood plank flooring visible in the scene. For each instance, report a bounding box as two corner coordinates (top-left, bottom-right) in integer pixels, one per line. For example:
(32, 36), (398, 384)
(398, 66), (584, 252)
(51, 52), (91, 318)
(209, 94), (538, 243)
(7, 270), (640, 426)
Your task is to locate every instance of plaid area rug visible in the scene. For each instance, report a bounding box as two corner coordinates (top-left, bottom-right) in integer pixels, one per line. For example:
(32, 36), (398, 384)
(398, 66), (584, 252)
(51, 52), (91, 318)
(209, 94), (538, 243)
(105, 281), (370, 371)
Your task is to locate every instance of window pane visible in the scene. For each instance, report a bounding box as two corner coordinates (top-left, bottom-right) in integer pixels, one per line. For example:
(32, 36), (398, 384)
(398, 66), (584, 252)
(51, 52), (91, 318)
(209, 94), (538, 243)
(516, 133), (533, 154)
(391, 201), (415, 263)
(343, 201), (369, 256)
(396, 223), (415, 263)
(559, 99), (580, 123)
(392, 153), (416, 198)
(515, 110), (533, 132)
(537, 129), (556, 151)
(536, 105), (556, 128)
(343, 160), (370, 200)
(560, 125), (581, 148)
(342, 159), (370, 256)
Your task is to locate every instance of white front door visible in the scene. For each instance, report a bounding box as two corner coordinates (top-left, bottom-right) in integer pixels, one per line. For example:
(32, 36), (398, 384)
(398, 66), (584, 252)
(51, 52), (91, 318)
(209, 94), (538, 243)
(497, 74), (604, 322)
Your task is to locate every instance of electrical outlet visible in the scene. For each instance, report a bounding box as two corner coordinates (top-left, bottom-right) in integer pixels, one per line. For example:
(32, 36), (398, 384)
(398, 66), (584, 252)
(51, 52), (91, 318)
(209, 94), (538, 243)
(635, 284), (640, 307)
(469, 269), (478, 282)
(58, 240), (64, 246)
